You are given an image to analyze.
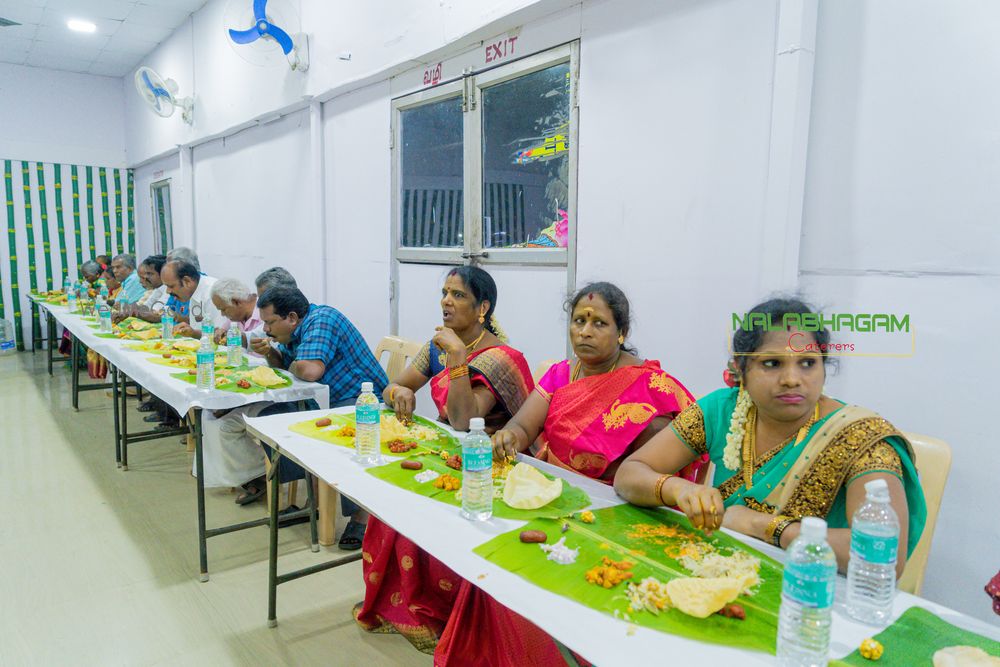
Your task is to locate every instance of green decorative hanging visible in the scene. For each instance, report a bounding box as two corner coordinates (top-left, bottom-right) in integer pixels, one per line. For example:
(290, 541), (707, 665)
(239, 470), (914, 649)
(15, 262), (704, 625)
(98, 167), (111, 256)
(36, 163), (53, 290)
(5, 161), (21, 348)
(127, 170), (135, 254)
(113, 168), (123, 254)
(71, 165), (83, 267)
(86, 166), (96, 258)
(54, 164), (68, 279)
(21, 162), (39, 342)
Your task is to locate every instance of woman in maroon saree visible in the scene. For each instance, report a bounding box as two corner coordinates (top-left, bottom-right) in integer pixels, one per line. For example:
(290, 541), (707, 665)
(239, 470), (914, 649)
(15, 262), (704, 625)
(354, 266), (534, 652)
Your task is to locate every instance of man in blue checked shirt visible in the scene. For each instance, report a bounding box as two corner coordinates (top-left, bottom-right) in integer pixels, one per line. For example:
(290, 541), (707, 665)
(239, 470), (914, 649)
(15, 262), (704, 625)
(252, 286), (388, 549)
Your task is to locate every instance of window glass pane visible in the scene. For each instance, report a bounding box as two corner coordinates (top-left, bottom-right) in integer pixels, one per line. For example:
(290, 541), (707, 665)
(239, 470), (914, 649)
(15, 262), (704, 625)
(400, 96), (464, 248)
(152, 182), (173, 253)
(481, 62), (570, 249)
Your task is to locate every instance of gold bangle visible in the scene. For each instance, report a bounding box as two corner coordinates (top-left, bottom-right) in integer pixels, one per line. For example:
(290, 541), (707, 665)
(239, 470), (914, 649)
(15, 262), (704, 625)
(653, 473), (673, 505)
(449, 364), (469, 380)
(765, 514), (795, 547)
(772, 517), (799, 548)
(388, 386), (397, 402)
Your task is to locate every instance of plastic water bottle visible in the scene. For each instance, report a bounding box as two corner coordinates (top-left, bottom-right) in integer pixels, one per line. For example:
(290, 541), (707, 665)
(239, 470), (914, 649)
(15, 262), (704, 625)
(226, 323), (242, 367)
(99, 284), (109, 301)
(354, 382), (382, 464)
(63, 276), (71, 293)
(161, 310), (174, 340)
(460, 417), (493, 521)
(0, 320), (15, 355)
(777, 517), (837, 667)
(98, 300), (112, 332)
(67, 290), (77, 313)
(846, 478), (899, 625)
(195, 335), (214, 392)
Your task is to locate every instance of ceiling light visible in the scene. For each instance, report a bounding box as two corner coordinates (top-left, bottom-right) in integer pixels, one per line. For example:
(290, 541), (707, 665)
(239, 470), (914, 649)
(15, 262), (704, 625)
(67, 19), (96, 33)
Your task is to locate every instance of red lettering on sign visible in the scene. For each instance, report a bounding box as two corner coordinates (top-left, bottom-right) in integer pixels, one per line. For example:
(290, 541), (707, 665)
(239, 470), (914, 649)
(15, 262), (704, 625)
(422, 62), (443, 86)
(485, 36), (518, 64)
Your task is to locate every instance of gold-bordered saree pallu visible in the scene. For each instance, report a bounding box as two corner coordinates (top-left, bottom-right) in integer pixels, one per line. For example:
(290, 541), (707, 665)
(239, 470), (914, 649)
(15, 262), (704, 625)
(671, 387), (927, 556)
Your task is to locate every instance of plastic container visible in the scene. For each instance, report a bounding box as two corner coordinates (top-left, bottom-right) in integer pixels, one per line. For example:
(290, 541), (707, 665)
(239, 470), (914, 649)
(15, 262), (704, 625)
(226, 323), (242, 367)
(846, 478), (899, 625)
(354, 382), (382, 465)
(195, 335), (214, 392)
(0, 320), (16, 355)
(777, 517), (837, 667)
(460, 417), (493, 521)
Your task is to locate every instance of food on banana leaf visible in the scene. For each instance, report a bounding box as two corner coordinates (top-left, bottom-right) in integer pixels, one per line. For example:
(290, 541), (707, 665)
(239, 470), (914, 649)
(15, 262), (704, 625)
(502, 462), (562, 509)
(664, 576), (743, 619)
(250, 365), (285, 387)
(933, 646), (1000, 667)
(585, 557), (634, 588)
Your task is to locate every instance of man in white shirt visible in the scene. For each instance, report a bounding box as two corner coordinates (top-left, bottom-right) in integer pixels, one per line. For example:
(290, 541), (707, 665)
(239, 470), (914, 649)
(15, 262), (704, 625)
(160, 260), (222, 337)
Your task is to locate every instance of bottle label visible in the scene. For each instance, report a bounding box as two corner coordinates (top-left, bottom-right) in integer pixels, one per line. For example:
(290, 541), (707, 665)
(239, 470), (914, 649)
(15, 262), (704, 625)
(782, 561), (835, 609)
(196, 350), (213, 364)
(851, 531), (898, 565)
(463, 448), (492, 473)
(356, 403), (380, 425)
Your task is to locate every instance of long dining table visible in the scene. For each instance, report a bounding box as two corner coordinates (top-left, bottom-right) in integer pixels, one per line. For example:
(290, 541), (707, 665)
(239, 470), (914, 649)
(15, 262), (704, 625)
(34, 299), (331, 581)
(245, 405), (1000, 665)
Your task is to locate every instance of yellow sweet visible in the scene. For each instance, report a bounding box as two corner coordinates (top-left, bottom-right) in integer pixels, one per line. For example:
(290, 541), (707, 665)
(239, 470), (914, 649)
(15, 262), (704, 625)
(579, 510), (595, 524)
(664, 576), (743, 618)
(860, 638), (883, 661)
(250, 366), (285, 387)
(501, 463), (562, 509)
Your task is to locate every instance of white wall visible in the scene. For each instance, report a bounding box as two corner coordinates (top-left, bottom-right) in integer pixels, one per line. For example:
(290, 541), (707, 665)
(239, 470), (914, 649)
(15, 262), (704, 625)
(802, 0), (1000, 622)
(0, 63), (126, 167)
(117, 0), (999, 623)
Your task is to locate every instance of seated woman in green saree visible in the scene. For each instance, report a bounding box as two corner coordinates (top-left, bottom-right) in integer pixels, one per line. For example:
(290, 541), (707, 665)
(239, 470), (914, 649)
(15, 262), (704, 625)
(615, 297), (926, 576)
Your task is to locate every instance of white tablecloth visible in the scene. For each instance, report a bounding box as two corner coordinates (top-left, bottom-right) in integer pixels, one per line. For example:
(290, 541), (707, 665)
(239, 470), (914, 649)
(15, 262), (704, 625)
(245, 406), (1000, 666)
(40, 302), (329, 414)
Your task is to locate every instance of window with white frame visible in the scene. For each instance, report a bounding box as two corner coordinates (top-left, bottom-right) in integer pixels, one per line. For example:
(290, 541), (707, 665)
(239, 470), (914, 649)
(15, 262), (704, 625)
(393, 43), (577, 266)
(150, 179), (173, 254)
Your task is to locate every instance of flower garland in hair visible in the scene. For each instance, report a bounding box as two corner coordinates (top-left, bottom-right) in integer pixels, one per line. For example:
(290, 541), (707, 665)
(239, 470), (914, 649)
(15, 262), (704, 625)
(489, 315), (509, 344)
(723, 384), (753, 471)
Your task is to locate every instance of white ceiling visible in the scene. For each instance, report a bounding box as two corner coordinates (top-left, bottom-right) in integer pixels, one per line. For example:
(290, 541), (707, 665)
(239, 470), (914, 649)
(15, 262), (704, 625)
(0, 0), (209, 78)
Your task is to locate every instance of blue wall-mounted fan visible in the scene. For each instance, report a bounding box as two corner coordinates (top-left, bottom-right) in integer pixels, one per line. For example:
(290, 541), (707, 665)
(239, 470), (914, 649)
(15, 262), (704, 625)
(226, 0), (309, 71)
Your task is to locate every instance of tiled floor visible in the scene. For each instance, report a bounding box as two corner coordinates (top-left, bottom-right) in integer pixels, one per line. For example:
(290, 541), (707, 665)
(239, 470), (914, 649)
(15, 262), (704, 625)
(0, 351), (431, 666)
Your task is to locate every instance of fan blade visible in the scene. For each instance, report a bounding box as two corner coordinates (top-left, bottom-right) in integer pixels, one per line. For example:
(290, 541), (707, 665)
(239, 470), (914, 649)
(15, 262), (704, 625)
(262, 23), (294, 55)
(253, 0), (268, 22)
(228, 26), (261, 45)
(142, 71), (170, 100)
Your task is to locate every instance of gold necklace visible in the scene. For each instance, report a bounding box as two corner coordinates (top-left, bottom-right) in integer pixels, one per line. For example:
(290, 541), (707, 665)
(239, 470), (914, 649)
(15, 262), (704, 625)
(465, 329), (486, 351)
(742, 401), (821, 490)
(571, 351), (621, 382)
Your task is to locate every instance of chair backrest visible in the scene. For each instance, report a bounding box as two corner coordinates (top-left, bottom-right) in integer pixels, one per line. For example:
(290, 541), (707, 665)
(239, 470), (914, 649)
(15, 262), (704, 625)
(533, 359), (559, 383)
(897, 431), (952, 595)
(374, 335), (423, 382)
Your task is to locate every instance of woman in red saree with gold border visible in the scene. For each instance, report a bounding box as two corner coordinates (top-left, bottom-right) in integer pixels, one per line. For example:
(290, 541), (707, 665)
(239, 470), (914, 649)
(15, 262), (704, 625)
(355, 267), (534, 653)
(433, 283), (705, 666)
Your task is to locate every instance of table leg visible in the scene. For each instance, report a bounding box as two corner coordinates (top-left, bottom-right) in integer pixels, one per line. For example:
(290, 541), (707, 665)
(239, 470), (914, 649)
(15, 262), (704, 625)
(120, 368), (130, 471)
(111, 366), (122, 468)
(267, 452), (281, 627)
(46, 314), (54, 375)
(30, 301), (37, 354)
(193, 408), (209, 582)
(71, 336), (80, 411)
(306, 473), (319, 553)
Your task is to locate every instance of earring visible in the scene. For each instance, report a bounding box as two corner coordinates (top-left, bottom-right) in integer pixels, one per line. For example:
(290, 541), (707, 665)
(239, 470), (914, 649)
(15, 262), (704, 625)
(618, 334), (625, 344)
(478, 314), (486, 324)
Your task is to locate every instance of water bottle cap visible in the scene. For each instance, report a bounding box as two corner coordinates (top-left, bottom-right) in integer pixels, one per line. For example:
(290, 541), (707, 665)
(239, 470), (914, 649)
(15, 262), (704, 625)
(800, 516), (827, 540)
(469, 417), (485, 430)
(361, 382), (373, 392)
(864, 477), (890, 498)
